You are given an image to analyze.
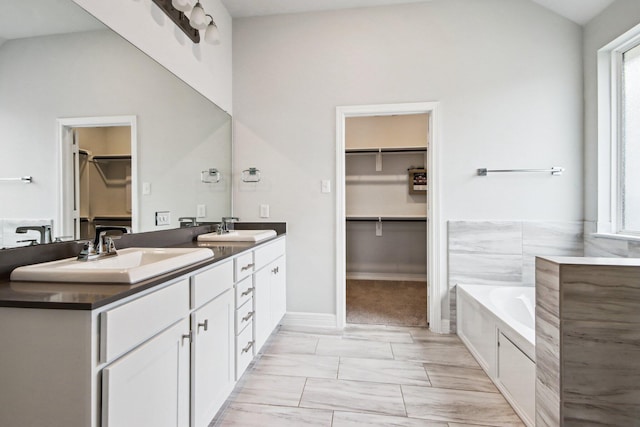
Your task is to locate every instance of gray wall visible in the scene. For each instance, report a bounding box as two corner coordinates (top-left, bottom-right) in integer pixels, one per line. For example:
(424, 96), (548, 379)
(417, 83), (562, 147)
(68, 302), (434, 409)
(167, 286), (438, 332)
(232, 0), (583, 319)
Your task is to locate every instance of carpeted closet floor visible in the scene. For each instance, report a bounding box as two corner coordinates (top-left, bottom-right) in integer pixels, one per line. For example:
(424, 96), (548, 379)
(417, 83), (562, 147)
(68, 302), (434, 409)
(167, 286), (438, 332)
(346, 279), (427, 327)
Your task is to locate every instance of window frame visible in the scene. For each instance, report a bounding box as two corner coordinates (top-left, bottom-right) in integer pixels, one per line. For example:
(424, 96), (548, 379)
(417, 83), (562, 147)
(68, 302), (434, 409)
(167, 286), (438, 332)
(597, 23), (640, 239)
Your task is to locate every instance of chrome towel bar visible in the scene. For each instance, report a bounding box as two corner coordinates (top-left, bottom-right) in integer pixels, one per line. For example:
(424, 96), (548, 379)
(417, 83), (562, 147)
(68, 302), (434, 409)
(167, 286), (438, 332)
(477, 167), (564, 176)
(0, 176), (32, 183)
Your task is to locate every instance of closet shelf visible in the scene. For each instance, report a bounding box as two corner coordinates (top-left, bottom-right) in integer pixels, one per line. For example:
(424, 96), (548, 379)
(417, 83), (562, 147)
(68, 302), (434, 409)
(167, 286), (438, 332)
(346, 174), (408, 183)
(92, 154), (131, 162)
(345, 147), (427, 154)
(346, 215), (427, 222)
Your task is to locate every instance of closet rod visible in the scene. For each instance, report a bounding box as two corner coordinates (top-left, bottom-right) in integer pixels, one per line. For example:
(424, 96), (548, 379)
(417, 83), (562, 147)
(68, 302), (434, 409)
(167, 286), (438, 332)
(0, 176), (32, 183)
(346, 147), (427, 154)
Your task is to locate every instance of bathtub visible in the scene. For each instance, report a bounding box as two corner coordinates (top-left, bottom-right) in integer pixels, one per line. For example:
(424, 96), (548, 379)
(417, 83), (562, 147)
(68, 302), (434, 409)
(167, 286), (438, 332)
(456, 285), (536, 427)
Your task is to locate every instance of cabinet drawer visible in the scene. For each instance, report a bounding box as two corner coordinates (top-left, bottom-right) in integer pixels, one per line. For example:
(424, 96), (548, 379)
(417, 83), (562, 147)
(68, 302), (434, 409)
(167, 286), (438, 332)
(234, 252), (254, 281)
(192, 261), (233, 309)
(235, 298), (254, 335)
(235, 276), (254, 309)
(100, 279), (190, 363)
(235, 321), (254, 379)
(254, 238), (285, 270)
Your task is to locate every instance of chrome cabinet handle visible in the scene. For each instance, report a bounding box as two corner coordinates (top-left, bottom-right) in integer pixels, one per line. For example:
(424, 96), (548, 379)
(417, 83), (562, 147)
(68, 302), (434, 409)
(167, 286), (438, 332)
(241, 341), (254, 354)
(241, 287), (254, 297)
(198, 319), (208, 332)
(242, 311), (254, 322)
(241, 263), (255, 271)
(181, 332), (192, 344)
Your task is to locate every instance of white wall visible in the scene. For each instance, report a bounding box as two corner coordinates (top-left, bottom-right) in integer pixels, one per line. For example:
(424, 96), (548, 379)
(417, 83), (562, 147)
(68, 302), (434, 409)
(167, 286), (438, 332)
(232, 0), (583, 318)
(72, 0), (233, 113)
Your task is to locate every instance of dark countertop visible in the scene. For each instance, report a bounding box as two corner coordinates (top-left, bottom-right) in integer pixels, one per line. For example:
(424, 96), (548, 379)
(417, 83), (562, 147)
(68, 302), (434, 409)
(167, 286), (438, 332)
(0, 223), (285, 311)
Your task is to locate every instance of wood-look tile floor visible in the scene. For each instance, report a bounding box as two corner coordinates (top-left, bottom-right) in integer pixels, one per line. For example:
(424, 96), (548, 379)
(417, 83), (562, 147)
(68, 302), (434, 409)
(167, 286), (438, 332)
(211, 324), (525, 427)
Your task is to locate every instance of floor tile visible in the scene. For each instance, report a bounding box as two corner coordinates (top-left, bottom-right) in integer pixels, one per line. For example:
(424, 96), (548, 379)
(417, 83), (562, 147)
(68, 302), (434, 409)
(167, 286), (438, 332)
(261, 334), (319, 355)
(424, 364), (498, 393)
(316, 337), (394, 359)
(392, 342), (480, 368)
(230, 373), (306, 406)
(300, 378), (406, 416)
(402, 386), (524, 426)
(343, 326), (415, 343)
(339, 357), (431, 386)
(213, 402), (332, 427)
(332, 411), (448, 426)
(252, 354), (339, 379)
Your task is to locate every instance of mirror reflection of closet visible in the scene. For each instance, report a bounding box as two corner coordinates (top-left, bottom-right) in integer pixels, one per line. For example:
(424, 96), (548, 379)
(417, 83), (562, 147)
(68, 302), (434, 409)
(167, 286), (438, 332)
(76, 126), (132, 239)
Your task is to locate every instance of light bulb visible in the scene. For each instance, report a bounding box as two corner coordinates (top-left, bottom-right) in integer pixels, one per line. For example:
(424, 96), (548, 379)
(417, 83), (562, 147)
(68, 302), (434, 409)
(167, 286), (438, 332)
(189, 2), (208, 30)
(171, 0), (192, 12)
(204, 16), (220, 45)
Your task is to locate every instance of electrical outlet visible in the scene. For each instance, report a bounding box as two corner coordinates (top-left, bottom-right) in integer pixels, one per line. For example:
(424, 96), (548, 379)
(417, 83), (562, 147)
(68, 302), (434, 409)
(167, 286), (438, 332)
(197, 204), (206, 218)
(155, 211), (171, 226)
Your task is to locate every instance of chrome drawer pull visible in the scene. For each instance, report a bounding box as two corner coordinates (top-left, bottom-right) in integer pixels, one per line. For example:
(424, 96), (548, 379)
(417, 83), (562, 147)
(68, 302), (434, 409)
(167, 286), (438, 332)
(197, 319), (208, 332)
(242, 311), (254, 322)
(240, 287), (254, 297)
(241, 263), (255, 271)
(241, 341), (254, 354)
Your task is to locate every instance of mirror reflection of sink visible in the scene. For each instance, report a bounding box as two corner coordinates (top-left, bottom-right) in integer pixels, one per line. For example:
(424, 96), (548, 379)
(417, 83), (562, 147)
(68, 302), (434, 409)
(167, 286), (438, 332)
(10, 247), (213, 284)
(197, 229), (277, 242)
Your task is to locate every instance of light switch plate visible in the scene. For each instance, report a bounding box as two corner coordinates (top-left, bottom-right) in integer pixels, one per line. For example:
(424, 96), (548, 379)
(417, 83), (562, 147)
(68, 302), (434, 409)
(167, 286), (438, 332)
(260, 204), (270, 218)
(197, 204), (206, 218)
(321, 179), (331, 193)
(142, 182), (151, 195)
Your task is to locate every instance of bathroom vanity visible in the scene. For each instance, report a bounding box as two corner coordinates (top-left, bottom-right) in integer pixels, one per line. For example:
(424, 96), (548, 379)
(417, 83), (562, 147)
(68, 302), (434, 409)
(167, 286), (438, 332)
(0, 227), (286, 427)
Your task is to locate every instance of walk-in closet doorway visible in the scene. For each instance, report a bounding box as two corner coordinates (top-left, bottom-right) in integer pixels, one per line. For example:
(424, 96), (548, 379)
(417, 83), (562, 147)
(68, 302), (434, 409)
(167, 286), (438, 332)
(336, 102), (444, 333)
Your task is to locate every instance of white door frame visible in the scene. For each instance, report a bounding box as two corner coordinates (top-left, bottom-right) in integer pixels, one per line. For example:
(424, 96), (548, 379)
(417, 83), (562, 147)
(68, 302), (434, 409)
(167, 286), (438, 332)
(336, 102), (445, 333)
(57, 115), (138, 239)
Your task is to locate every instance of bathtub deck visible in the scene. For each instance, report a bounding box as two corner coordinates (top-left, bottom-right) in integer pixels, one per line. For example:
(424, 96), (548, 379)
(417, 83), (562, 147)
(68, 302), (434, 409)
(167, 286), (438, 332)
(212, 324), (525, 426)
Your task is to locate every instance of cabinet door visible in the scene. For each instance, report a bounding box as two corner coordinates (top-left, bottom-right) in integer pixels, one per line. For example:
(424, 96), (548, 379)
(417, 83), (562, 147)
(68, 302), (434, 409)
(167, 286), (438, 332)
(102, 318), (190, 427)
(192, 289), (235, 427)
(269, 256), (287, 330)
(253, 266), (271, 352)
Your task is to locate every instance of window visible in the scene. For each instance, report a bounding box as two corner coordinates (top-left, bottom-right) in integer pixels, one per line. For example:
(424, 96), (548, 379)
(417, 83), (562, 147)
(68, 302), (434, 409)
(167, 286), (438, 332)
(597, 25), (640, 237)
(620, 43), (640, 234)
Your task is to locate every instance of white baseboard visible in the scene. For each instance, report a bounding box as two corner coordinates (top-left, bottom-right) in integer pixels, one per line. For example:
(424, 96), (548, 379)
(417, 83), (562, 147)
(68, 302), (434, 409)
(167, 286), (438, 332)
(281, 312), (338, 328)
(346, 272), (427, 282)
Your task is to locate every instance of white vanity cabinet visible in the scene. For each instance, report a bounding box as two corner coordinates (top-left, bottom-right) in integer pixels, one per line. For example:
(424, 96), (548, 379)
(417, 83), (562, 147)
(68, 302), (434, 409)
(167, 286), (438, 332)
(0, 234), (287, 427)
(102, 318), (191, 427)
(190, 261), (235, 427)
(253, 237), (286, 352)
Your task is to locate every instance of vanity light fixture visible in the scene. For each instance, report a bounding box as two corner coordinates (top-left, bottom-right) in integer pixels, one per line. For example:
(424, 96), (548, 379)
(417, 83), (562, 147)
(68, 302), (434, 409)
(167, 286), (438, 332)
(151, 0), (220, 44)
(204, 15), (220, 45)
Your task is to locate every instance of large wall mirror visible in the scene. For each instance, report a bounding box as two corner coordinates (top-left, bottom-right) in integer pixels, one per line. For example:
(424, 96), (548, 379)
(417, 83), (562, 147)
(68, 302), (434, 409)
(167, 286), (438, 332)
(0, 0), (232, 248)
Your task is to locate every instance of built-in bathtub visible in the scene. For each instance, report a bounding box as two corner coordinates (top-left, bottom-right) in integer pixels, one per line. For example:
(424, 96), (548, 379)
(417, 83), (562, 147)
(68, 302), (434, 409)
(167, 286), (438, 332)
(456, 285), (536, 427)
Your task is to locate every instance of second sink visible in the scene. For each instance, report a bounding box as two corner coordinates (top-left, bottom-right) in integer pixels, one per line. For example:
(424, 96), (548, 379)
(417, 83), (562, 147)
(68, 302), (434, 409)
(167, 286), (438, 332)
(197, 229), (277, 242)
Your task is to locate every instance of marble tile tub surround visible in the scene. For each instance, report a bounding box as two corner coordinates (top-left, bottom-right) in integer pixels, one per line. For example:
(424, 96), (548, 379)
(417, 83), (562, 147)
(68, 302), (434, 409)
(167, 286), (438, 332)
(535, 257), (640, 426)
(213, 324), (524, 426)
(448, 220), (583, 331)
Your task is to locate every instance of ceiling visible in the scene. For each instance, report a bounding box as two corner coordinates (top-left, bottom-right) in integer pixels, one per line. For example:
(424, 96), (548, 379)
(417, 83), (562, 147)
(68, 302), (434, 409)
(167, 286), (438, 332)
(0, 0), (616, 42)
(220, 0), (615, 25)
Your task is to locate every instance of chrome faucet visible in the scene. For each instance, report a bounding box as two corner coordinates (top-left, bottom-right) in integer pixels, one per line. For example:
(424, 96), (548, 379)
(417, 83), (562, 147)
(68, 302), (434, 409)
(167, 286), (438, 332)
(77, 225), (131, 261)
(178, 217), (198, 228)
(219, 217), (239, 234)
(15, 225), (52, 244)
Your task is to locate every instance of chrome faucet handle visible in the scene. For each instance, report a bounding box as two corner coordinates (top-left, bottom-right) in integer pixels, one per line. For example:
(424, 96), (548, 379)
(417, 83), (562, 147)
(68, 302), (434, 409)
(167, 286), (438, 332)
(77, 240), (99, 261)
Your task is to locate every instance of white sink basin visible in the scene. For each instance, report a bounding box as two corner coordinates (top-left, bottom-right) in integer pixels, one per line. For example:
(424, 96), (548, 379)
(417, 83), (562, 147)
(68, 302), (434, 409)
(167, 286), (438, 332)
(10, 247), (213, 284)
(197, 229), (277, 242)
